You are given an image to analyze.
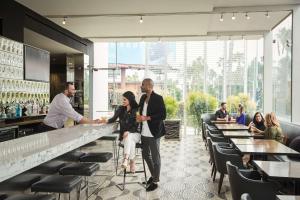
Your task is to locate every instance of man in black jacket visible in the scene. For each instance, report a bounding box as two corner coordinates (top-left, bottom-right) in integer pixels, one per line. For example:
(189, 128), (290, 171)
(137, 78), (166, 191)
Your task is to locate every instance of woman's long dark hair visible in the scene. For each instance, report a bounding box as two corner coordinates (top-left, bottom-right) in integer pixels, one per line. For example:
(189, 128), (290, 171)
(253, 112), (265, 126)
(122, 91), (139, 109)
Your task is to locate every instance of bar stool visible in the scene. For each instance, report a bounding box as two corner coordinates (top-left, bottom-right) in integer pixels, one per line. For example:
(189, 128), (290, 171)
(59, 162), (99, 200)
(57, 151), (86, 162)
(29, 161), (66, 174)
(31, 175), (82, 200)
(4, 194), (55, 200)
(0, 194), (7, 200)
(97, 135), (119, 174)
(79, 152), (113, 176)
(116, 143), (147, 191)
(0, 173), (42, 192)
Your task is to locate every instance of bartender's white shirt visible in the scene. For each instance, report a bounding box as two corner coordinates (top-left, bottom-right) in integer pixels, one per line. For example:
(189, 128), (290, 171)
(43, 93), (83, 128)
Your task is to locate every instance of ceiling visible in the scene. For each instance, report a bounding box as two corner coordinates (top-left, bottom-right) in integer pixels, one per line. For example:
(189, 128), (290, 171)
(16, 0), (298, 41)
(24, 28), (81, 54)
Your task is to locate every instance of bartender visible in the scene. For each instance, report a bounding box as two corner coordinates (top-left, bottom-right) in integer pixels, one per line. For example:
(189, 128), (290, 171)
(39, 82), (100, 132)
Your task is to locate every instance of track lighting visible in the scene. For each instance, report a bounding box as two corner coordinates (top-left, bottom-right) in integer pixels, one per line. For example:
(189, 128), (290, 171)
(245, 13), (250, 20)
(62, 17), (66, 25)
(219, 14), (224, 22)
(231, 13), (236, 20)
(265, 11), (270, 18)
(139, 16), (143, 24)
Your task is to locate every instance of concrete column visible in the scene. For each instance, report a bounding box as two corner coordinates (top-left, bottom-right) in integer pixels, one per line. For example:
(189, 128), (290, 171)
(120, 68), (126, 89)
(93, 43), (109, 119)
(263, 32), (273, 113)
(292, 6), (300, 124)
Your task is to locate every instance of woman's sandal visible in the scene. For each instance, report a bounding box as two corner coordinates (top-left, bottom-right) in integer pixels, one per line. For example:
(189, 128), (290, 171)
(121, 158), (129, 169)
(129, 160), (136, 173)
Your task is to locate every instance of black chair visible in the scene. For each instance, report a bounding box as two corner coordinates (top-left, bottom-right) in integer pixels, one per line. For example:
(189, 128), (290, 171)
(59, 163), (99, 200)
(207, 138), (217, 181)
(226, 162), (276, 200)
(0, 173), (42, 191)
(212, 144), (244, 194)
(31, 175), (82, 200)
(4, 194), (55, 200)
(206, 130), (231, 146)
(240, 193), (252, 200)
(115, 142), (147, 191)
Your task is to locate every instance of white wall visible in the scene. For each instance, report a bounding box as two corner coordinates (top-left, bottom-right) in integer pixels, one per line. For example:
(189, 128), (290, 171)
(263, 32), (273, 114)
(292, 6), (300, 124)
(92, 43), (109, 119)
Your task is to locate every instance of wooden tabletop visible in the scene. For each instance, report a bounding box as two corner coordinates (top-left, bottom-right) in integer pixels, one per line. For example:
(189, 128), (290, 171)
(277, 195), (300, 200)
(235, 141), (299, 155)
(231, 138), (277, 145)
(254, 161), (300, 180)
(222, 130), (255, 138)
(211, 120), (236, 124)
(215, 123), (249, 131)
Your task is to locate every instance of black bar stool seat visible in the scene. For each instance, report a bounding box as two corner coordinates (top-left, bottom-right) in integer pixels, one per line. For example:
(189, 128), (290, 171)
(82, 141), (97, 148)
(5, 194), (55, 200)
(98, 135), (118, 140)
(31, 175), (82, 193)
(0, 194), (7, 200)
(79, 152), (113, 163)
(59, 163), (99, 176)
(0, 174), (42, 191)
(30, 161), (66, 174)
(58, 151), (86, 162)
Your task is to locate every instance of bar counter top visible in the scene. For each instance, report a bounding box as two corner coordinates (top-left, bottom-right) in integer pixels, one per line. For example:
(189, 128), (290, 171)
(0, 123), (117, 182)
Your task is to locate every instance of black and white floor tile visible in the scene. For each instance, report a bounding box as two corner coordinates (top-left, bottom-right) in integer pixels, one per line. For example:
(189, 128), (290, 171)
(85, 128), (232, 200)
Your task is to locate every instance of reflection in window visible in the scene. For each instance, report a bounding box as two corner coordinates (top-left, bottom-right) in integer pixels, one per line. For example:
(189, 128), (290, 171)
(272, 15), (292, 121)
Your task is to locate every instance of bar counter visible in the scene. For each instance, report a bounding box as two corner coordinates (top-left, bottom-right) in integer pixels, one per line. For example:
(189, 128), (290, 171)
(0, 123), (117, 182)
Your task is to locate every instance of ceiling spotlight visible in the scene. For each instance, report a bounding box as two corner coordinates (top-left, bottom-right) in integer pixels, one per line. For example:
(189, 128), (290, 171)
(139, 16), (143, 24)
(265, 11), (270, 18)
(219, 14), (224, 22)
(62, 17), (66, 25)
(158, 38), (162, 43)
(245, 13), (250, 20)
(231, 13), (236, 20)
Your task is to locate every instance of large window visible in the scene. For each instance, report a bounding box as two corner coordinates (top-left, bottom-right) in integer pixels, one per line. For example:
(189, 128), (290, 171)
(272, 15), (292, 121)
(99, 38), (264, 124)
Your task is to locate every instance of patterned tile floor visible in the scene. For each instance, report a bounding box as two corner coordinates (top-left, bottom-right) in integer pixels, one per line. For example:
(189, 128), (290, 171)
(85, 127), (233, 200)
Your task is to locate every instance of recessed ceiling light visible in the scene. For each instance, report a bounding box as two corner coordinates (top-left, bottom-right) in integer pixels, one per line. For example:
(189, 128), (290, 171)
(62, 17), (66, 25)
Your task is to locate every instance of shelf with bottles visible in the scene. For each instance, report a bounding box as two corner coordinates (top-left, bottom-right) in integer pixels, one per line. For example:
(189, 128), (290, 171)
(0, 78), (49, 94)
(0, 36), (23, 80)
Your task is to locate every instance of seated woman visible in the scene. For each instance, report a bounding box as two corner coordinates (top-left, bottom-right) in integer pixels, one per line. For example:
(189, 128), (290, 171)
(253, 112), (283, 142)
(101, 91), (140, 172)
(236, 104), (246, 125)
(249, 112), (266, 133)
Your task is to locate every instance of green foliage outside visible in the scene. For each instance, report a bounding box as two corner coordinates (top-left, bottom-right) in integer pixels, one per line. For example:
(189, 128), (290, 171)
(164, 96), (179, 119)
(226, 93), (256, 114)
(186, 92), (218, 128)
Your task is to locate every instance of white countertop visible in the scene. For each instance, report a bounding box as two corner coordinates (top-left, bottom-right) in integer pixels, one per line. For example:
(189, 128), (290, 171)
(0, 123), (117, 182)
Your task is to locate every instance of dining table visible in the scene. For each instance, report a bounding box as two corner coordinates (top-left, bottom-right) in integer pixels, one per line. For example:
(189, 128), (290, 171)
(233, 139), (300, 156)
(222, 130), (255, 138)
(215, 123), (249, 131)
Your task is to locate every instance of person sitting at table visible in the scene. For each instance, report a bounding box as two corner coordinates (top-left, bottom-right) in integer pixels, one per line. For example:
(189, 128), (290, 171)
(249, 112), (266, 133)
(215, 102), (229, 120)
(253, 112), (283, 142)
(235, 104), (246, 125)
(100, 91), (140, 173)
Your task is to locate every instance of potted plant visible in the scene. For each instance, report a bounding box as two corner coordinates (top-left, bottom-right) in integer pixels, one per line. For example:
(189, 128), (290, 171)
(164, 96), (181, 139)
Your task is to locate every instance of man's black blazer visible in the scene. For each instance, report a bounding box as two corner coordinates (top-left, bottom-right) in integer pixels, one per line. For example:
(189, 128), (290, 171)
(139, 91), (166, 138)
